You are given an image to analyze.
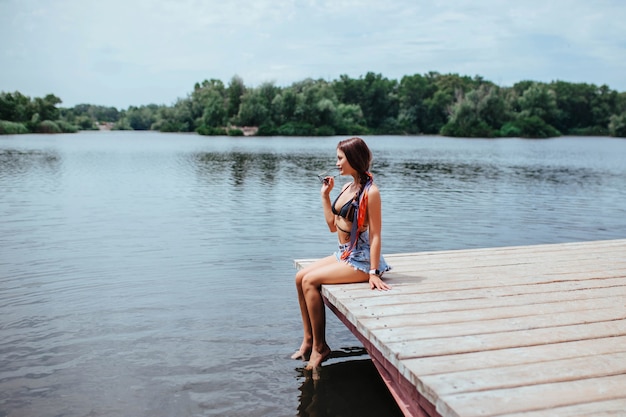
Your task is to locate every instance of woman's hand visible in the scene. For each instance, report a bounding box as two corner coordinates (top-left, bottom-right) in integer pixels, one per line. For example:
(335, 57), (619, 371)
(369, 274), (391, 291)
(320, 176), (334, 195)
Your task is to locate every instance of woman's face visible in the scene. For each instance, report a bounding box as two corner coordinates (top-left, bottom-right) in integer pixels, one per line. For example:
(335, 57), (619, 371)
(336, 149), (353, 176)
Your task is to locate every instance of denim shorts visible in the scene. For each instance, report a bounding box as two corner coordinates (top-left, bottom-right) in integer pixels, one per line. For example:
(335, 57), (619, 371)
(334, 230), (391, 275)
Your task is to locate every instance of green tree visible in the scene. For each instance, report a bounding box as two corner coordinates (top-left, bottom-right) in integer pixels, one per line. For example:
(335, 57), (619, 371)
(420, 72), (482, 134)
(0, 91), (34, 123)
(510, 83), (561, 137)
(441, 85), (505, 137)
(236, 89), (269, 126)
(61, 104), (118, 129)
(551, 81), (593, 133)
(201, 90), (227, 127)
(270, 87), (298, 126)
(398, 73), (434, 133)
(123, 104), (160, 130)
(34, 94), (62, 121)
(333, 72), (399, 131)
(590, 84), (617, 133)
(172, 98), (194, 131)
(190, 79), (226, 129)
(75, 115), (96, 130)
(227, 75), (246, 120)
(291, 79), (339, 128)
(609, 112), (626, 137)
(335, 103), (367, 135)
(549, 81), (618, 134)
(0, 92), (16, 120)
(517, 83), (558, 122)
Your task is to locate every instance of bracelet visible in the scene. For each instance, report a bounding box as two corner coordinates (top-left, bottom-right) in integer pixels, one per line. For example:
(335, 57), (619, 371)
(369, 269), (381, 276)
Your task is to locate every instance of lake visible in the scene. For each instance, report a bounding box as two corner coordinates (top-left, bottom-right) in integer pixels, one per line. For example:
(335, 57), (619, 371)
(1, 132), (625, 417)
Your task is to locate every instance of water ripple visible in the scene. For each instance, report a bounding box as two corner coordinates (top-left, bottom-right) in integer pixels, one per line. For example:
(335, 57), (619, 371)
(1, 133), (625, 416)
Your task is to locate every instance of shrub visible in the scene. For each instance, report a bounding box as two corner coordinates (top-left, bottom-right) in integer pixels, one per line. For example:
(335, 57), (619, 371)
(56, 120), (79, 133)
(227, 128), (244, 136)
(567, 126), (609, 136)
(112, 119), (133, 130)
(374, 117), (403, 135)
(334, 123), (369, 136)
(276, 122), (315, 136)
(513, 115), (560, 138)
(0, 120), (29, 134)
(315, 125), (336, 136)
(196, 125), (227, 136)
(75, 115), (97, 130)
(441, 119), (496, 138)
(609, 112), (626, 137)
(37, 120), (62, 133)
(256, 123), (278, 136)
(499, 122), (522, 137)
(154, 120), (189, 132)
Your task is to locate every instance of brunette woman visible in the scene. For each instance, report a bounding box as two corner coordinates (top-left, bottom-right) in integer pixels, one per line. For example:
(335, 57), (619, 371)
(293, 137), (391, 370)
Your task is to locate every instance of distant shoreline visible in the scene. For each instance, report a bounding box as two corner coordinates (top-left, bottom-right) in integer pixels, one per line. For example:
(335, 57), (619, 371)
(96, 123), (258, 136)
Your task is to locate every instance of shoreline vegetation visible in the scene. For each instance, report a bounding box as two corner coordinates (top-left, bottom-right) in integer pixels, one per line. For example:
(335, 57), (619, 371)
(1, 72), (625, 138)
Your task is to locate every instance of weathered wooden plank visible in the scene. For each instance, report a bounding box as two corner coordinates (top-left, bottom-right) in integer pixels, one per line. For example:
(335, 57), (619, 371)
(380, 255), (626, 276)
(498, 398), (626, 417)
(403, 335), (626, 376)
(419, 351), (626, 405)
(379, 238), (626, 261)
(328, 276), (626, 303)
(381, 257), (626, 271)
(385, 319), (626, 360)
(357, 294), (626, 331)
(341, 284), (626, 322)
(358, 241), (626, 272)
(436, 374), (626, 417)
(316, 269), (626, 304)
(295, 238), (626, 273)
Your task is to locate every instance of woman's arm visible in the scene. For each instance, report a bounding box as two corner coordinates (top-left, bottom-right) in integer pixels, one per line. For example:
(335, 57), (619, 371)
(321, 178), (337, 233)
(367, 185), (390, 290)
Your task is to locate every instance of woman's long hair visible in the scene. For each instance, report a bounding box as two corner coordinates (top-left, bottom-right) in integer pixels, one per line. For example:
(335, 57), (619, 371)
(337, 137), (374, 260)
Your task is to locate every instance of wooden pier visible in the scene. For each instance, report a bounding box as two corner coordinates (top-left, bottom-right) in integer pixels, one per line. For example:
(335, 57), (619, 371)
(295, 239), (626, 417)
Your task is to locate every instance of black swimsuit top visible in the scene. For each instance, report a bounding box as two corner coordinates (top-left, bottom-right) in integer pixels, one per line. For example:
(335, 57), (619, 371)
(332, 187), (357, 220)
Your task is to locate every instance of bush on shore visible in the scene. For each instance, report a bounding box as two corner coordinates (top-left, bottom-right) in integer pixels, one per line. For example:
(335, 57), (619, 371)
(0, 120), (29, 134)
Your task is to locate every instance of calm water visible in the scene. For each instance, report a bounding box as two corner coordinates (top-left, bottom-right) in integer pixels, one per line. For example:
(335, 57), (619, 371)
(1, 132), (625, 417)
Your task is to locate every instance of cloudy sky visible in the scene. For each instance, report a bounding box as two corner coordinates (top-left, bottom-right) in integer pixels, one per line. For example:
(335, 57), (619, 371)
(1, 0), (625, 109)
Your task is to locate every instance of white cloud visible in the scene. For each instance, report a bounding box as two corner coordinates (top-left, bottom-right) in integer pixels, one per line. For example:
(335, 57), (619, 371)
(1, 0), (624, 108)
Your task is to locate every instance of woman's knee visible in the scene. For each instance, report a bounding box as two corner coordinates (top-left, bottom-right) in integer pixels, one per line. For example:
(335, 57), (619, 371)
(301, 274), (320, 294)
(297, 271), (315, 288)
(295, 269), (306, 287)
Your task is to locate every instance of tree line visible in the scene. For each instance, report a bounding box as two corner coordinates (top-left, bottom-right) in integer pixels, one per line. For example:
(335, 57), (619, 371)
(2, 72), (626, 137)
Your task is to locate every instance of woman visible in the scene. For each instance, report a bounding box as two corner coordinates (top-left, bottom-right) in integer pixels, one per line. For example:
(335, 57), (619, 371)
(293, 137), (391, 370)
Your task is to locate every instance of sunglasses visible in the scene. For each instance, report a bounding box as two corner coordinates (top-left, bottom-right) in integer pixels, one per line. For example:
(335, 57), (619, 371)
(317, 168), (339, 184)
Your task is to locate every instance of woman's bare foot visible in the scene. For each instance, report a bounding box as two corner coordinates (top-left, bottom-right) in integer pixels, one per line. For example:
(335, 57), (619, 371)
(291, 343), (312, 360)
(305, 345), (331, 370)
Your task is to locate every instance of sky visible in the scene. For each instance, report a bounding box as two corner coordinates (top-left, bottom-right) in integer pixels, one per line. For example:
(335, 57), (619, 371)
(1, 0), (625, 109)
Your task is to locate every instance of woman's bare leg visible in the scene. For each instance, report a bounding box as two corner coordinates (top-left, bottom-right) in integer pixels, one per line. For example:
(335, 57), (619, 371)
(292, 255), (337, 359)
(300, 261), (369, 369)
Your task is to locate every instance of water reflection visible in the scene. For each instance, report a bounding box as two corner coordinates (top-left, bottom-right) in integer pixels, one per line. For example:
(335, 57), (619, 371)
(0, 149), (62, 179)
(395, 160), (609, 188)
(509, 165), (604, 186)
(297, 357), (402, 417)
(192, 151), (335, 186)
(397, 161), (501, 183)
